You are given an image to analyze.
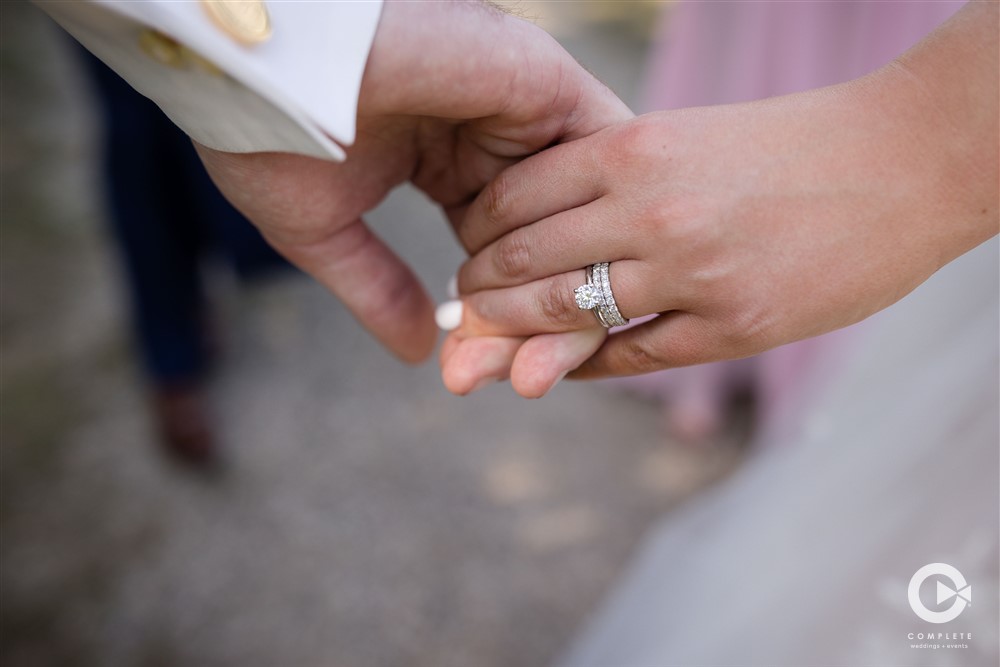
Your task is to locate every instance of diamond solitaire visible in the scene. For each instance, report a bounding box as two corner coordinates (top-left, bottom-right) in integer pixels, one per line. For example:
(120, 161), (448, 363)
(574, 283), (602, 310)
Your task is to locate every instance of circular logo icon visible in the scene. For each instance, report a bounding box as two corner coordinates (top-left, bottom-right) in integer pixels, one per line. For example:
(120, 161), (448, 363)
(908, 563), (972, 624)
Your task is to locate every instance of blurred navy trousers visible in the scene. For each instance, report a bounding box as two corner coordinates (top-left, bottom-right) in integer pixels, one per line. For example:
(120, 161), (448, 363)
(79, 48), (287, 385)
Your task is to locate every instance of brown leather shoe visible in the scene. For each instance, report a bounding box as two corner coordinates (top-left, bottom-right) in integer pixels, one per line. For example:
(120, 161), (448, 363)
(150, 383), (217, 468)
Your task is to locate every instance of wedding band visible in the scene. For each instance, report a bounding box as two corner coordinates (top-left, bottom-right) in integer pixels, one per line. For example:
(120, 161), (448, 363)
(574, 262), (629, 328)
(594, 262), (629, 328)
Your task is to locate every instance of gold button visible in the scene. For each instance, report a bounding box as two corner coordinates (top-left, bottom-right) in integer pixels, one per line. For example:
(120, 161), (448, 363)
(138, 29), (184, 68)
(201, 0), (272, 45)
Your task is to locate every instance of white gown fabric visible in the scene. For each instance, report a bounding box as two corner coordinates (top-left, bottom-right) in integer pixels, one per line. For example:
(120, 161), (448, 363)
(558, 236), (999, 666)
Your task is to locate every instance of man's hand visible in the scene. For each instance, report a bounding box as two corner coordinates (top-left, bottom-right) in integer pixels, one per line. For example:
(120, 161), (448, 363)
(196, 0), (631, 363)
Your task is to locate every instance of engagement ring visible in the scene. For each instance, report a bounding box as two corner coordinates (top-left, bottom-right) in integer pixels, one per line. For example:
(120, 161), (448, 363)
(575, 263), (629, 328)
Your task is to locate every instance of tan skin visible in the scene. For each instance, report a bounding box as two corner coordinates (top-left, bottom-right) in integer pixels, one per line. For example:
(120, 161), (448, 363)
(195, 0), (631, 364)
(442, 0), (999, 398)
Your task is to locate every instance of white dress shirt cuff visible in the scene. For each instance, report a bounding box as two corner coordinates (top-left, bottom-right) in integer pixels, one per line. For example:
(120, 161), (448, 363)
(36, 0), (384, 161)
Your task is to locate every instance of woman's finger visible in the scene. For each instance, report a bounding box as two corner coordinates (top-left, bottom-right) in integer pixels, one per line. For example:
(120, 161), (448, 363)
(569, 311), (719, 379)
(457, 198), (634, 293)
(459, 260), (664, 337)
(453, 138), (605, 254)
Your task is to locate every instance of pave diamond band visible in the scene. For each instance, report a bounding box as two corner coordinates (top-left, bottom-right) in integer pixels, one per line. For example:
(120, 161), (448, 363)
(574, 263), (629, 328)
(592, 262), (629, 327)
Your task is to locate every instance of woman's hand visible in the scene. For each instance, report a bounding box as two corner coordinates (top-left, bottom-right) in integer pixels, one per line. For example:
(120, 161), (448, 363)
(440, 0), (997, 395)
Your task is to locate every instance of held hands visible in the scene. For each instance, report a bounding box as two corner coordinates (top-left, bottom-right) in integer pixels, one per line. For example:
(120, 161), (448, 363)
(442, 1), (998, 397)
(195, 0), (631, 363)
(192, 0), (996, 397)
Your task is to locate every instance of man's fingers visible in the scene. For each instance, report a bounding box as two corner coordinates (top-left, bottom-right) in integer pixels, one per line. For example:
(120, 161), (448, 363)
(454, 140), (605, 254)
(440, 335), (523, 395)
(438, 331), (464, 371)
(270, 219), (437, 363)
(440, 329), (605, 398)
(569, 312), (717, 379)
(365, 1), (630, 130)
(509, 328), (607, 398)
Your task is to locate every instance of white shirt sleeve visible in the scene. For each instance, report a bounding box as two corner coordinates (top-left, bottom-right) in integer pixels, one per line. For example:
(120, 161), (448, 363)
(34, 0), (384, 161)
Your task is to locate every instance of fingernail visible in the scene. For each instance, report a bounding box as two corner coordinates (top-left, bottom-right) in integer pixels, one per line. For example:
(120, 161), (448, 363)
(435, 300), (463, 331)
(470, 377), (498, 393)
(447, 274), (459, 299)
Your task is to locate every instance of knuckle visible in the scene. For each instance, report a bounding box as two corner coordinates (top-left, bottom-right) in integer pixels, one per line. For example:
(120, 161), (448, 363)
(483, 172), (512, 228)
(363, 266), (423, 327)
(537, 278), (580, 329)
(717, 303), (773, 355)
(640, 191), (716, 256)
(651, 195), (703, 235)
(607, 116), (664, 167)
(494, 232), (533, 281)
(376, 283), (420, 327)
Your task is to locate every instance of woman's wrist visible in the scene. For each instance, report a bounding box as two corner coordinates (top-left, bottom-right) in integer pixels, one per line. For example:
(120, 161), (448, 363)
(858, 1), (999, 270)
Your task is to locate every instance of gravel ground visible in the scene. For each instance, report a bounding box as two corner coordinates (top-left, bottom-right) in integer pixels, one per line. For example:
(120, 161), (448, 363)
(1, 4), (744, 666)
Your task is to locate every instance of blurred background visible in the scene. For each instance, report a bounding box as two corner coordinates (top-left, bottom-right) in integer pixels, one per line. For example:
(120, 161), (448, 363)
(1, 3), (749, 666)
